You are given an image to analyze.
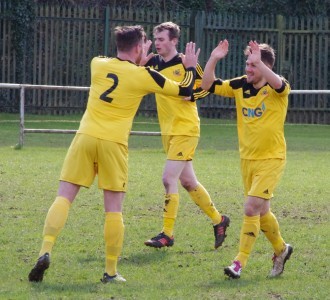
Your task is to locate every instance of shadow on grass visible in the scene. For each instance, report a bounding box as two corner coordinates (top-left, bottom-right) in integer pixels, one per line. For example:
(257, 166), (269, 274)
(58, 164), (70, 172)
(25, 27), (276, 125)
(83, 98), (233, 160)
(29, 281), (104, 295)
(202, 275), (260, 290)
(122, 249), (172, 265)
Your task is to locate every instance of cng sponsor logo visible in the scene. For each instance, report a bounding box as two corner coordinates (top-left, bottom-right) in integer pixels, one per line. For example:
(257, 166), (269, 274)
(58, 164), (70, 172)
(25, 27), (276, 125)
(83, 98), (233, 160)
(242, 102), (266, 118)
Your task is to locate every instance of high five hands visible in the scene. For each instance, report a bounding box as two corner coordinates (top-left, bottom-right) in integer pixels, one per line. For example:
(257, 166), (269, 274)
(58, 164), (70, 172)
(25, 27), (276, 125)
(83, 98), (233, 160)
(181, 42), (201, 69)
(246, 40), (262, 65)
(210, 39), (229, 61)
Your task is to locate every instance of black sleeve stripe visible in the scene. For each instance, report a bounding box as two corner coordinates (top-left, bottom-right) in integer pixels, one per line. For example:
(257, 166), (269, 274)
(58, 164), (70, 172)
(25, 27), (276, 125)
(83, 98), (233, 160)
(229, 77), (246, 89)
(209, 78), (223, 93)
(146, 65), (195, 96)
(179, 86), (191, 96)
(275, 81), (286, 93)
(275, 77), (288, 93)
(146, 67), (166, 88)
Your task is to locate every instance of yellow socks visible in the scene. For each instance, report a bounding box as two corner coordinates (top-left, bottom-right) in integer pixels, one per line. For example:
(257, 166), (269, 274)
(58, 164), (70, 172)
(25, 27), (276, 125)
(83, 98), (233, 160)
(104, 212), (124, 276)
(189, 184), (222, 225)
(234, 212), (286, 268)
(260, 210), (286, 255)
(162, 185), (222, 237)
(235, 215), (260, 268)
(39, 196), (71, 257)
(162, 194), (179, 237)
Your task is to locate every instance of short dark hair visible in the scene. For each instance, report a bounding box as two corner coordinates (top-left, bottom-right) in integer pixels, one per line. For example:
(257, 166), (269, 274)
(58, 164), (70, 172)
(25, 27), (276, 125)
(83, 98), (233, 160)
(244, 43), (276, 68)
(153, 22), (180, 40)
(114, 25), (146, 51)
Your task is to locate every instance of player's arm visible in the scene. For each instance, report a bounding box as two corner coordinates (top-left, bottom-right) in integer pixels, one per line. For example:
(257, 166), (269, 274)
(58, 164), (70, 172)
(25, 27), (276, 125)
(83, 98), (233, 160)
(247, 40), (282, 89)
(172, 42), (199, 96)
(139, 39), (154, 66)
(201, 39), (229, 91)
(190, 86), (209, 102)
(175, 42), (200, 96)
(190, 64), (210, 101)
(182, 63), (210, 102)
(145, 66), (195, 97)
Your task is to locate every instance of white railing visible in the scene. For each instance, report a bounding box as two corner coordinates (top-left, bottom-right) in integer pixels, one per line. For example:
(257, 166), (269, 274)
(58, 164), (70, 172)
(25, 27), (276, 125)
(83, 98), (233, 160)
(0, 83), (329, 148)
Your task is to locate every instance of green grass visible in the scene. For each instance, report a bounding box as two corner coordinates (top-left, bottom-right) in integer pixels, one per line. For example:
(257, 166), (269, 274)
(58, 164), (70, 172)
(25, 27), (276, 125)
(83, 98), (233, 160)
(0, 113), (329, 299)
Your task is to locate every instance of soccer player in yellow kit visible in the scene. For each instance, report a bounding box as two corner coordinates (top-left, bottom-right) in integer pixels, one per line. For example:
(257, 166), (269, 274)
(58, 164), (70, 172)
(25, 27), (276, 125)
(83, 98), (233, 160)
(28, 25), (200, 284)
(142, 22), (230, 250)
(202, 40), (293, 279)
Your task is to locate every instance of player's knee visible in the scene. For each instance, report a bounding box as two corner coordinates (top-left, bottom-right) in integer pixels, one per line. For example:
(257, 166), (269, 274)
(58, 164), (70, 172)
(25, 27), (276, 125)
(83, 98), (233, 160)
(180, 178), (195, 191)
(162, 175), (175, 190)
(244, 202), (262, 216)
(244, 196), (266, 216)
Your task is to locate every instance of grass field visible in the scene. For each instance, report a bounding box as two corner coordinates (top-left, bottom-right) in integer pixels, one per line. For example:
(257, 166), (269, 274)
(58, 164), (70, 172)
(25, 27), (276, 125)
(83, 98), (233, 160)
(0, 113), (329, 299)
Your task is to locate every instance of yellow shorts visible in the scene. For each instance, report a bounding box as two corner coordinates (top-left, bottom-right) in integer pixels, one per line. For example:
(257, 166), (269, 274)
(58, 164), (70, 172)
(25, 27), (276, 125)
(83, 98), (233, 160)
(240, 158), (286, 200)
(60, 133), (128, 191)
(162, 135), (199, 161)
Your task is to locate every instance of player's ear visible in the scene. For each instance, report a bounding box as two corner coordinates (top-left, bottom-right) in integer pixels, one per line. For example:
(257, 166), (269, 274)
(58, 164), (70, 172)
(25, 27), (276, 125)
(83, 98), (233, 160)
(171, 37), (179, 47)
(135, 43), (142, 54)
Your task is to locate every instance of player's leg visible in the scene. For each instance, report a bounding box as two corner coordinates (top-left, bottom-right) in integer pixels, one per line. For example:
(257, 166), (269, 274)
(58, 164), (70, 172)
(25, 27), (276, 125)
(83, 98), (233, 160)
(29, 133), (96, 282)
(180, 162), (230, 249)
(260, 203), (286, 256)
(224, 195), (263, 279)
(145, 159), (185, 248)
(101, 190), (126, 283)
(145, 135), (186, 248)
(162, 160), (186, 235)
(28, 181), (80, 283)
(98, 139), (127, 283)
(40, 181), (79, 256)
(161, 135), (195, 238)
(225, 159), (261, 279)
(258, 159), (293, 277)
(260, 206), (293, 277)
(225, 159), (292, 279)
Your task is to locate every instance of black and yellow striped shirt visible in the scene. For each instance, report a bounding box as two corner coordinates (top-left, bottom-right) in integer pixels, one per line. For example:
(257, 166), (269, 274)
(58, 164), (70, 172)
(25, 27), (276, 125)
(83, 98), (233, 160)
(146, 54), (208, 137)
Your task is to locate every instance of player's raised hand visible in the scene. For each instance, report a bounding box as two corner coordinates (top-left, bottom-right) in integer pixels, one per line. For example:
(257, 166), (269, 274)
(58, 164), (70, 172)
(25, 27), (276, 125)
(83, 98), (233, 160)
(210, 39), (229, 61)
(139, 39), (154, 66)
(181, 42), (200, 69)
(246, 40), (261, 65)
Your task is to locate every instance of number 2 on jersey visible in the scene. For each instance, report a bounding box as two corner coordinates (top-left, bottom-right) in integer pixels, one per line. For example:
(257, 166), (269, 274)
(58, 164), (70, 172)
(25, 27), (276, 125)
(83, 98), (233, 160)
(99, 73), (118, 103)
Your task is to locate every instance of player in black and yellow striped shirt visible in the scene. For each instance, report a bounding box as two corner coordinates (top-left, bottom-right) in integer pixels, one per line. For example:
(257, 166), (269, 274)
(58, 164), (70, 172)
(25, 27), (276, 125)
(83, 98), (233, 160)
(142, 22), (230, 250)
(28, 25), (199, 284)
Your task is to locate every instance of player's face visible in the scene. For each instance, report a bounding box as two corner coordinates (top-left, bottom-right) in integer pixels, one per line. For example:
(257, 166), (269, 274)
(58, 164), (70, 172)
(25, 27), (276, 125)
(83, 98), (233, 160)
(245, 59), (263, 85)
(153, 30), (177, 59)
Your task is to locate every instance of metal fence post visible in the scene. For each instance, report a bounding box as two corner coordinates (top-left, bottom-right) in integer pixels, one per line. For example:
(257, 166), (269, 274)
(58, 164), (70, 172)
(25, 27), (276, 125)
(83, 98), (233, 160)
(276, 14), (284, 74)
(194, 11), (205, 62)
(194, 10), (205, 114)
(18, 86), (25, 149)
(103, 6), (110, 56)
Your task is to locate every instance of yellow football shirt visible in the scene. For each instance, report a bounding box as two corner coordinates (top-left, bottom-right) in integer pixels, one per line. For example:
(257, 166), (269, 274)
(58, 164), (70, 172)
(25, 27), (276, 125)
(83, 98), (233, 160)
(146, 54), (208, 137)
(210, 75), (290, 159)
(78, 56), (195, 145)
